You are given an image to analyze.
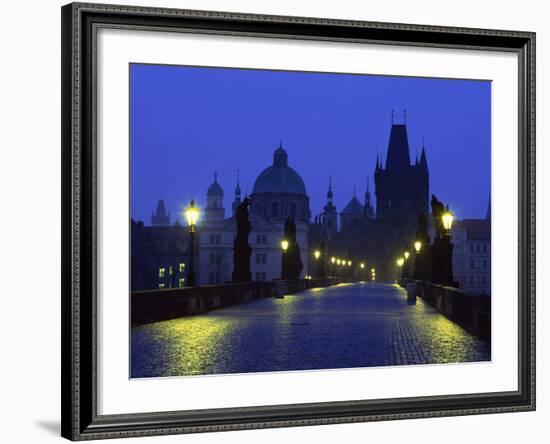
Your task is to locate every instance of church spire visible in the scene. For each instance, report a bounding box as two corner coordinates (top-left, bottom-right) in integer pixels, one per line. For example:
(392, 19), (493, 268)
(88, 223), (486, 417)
(232, 169), (242, 215)
(419, 136), (429, 173)
(327, 174), (333, 202)
(235, 168), (241, 197)
(151, 199), (170, 226)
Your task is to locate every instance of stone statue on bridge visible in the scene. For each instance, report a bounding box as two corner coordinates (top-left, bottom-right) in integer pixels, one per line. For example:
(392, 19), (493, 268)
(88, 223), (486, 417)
(232, 197), (252, 282)
(430, 194), (455, 286)
(430, 194), (446, 239)
(282, 217), (303, 280)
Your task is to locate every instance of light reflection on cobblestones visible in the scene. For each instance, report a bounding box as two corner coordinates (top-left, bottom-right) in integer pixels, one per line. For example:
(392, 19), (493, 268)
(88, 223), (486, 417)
(131, 282), (490, 378)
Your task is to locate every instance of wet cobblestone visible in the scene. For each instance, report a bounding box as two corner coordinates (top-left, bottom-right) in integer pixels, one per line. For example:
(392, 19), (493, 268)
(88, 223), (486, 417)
(131, 282), (490, 377)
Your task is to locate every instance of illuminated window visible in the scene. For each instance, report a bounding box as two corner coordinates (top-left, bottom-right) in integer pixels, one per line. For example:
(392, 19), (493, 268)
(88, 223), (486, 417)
(158, 283), (165, 289)
(178, 278), (185, 287)
(169, 266), (173, 275)
(158, 267), (165, 278)
(178, 263), (185, 273)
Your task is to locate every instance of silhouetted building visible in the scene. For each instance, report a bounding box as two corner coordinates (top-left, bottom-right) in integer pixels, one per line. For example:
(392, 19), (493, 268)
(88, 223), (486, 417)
(131, 211), (190, 291)
(325, 119), (430, 280)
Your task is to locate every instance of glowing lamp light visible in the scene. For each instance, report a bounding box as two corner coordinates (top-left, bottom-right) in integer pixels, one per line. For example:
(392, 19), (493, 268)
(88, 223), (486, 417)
(314, 250), (321, 260)
(414, 241), (422, 253)
(336, 259), (341, 265)
(184, 200), (200, 232)
(281, 239), (289, 252)
(396, 257), (405, 267)
(331, 257), (336, 264)
(347, 260), (352, 266)
(404, 251), (410, 260)
(360, 263), (365, 269)
(442, 206), (454, 233)
(371, 268), (376, 273)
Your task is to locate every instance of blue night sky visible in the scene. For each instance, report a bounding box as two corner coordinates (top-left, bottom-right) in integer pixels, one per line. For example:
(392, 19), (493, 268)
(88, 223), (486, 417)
(130, 64), (491, 224)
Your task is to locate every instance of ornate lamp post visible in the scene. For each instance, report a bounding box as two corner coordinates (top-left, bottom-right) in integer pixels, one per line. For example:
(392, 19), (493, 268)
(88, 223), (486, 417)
(441, 206), (455, 286)
(280, 239), (289, 279)
(314, 249), (321, 278)
(414, 240), (422, 280)
(403, 250), (410, 279)
(184, 200), (200, 287)
(396, 257), (405, 279)
(330, 256), (336, 277)
(360, 262), (365, 281)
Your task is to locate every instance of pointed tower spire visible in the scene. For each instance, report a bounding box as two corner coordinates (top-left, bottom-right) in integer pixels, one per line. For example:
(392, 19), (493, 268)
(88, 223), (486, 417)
(419, 135), (429, 173)
(327, 174), (333, 202)
(232, 169), (242, 216)
(235, 168), (241, 196)
(385, 121), (411, 172)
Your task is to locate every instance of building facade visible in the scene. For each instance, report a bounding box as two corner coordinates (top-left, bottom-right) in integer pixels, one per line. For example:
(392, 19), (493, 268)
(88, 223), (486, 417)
(450, 216), (491, 295)
(197, 145), (310, 285)
(131, 213), (190, 291)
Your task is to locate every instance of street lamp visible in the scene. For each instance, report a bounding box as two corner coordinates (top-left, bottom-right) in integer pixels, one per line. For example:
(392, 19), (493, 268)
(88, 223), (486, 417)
(441, 205), (455, 286)
(404, 251), (410, 260)
(360, 262), (365, 269)
(313, 250), (321, 278)
(396, 257), (405, 267)
(442, 206), (454, 234)
(414, 240), (422, 280)
(184, 200), (200, 286)
(280, 239), (289, 279)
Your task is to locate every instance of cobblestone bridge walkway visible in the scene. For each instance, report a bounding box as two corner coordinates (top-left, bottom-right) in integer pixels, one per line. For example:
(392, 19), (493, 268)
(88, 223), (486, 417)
(131, 282), (490, 378)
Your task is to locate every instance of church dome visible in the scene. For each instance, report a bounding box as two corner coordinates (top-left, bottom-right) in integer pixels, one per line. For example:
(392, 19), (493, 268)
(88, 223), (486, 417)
(252, 146), (307, 195)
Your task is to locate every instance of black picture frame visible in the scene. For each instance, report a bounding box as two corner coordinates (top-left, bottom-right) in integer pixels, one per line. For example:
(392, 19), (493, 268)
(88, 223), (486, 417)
(61, 2), (536, 440)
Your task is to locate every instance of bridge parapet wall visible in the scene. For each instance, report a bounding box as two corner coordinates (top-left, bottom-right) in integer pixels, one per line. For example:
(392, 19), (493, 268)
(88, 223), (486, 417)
(399, 279), (491, 339)
(132, 281), (276, 326)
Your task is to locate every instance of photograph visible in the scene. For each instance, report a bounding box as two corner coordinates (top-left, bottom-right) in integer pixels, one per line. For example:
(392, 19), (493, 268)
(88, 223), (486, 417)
(129, 63), (492, 378)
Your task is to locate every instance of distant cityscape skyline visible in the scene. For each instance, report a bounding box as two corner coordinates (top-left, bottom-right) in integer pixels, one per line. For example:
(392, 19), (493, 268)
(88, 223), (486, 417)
(131, 64), (491, 225)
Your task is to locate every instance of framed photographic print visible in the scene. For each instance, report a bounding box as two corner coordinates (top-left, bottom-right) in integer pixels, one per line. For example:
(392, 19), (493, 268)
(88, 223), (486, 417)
(61, 2), (536, 440)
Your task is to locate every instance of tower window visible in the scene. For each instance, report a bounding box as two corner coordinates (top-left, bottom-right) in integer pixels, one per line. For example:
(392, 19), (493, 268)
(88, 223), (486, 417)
(290, 203), (297, 218)
(271, 202), (279, 217)
(158, 267), (166, 278)
(178, 263), (185, 273)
